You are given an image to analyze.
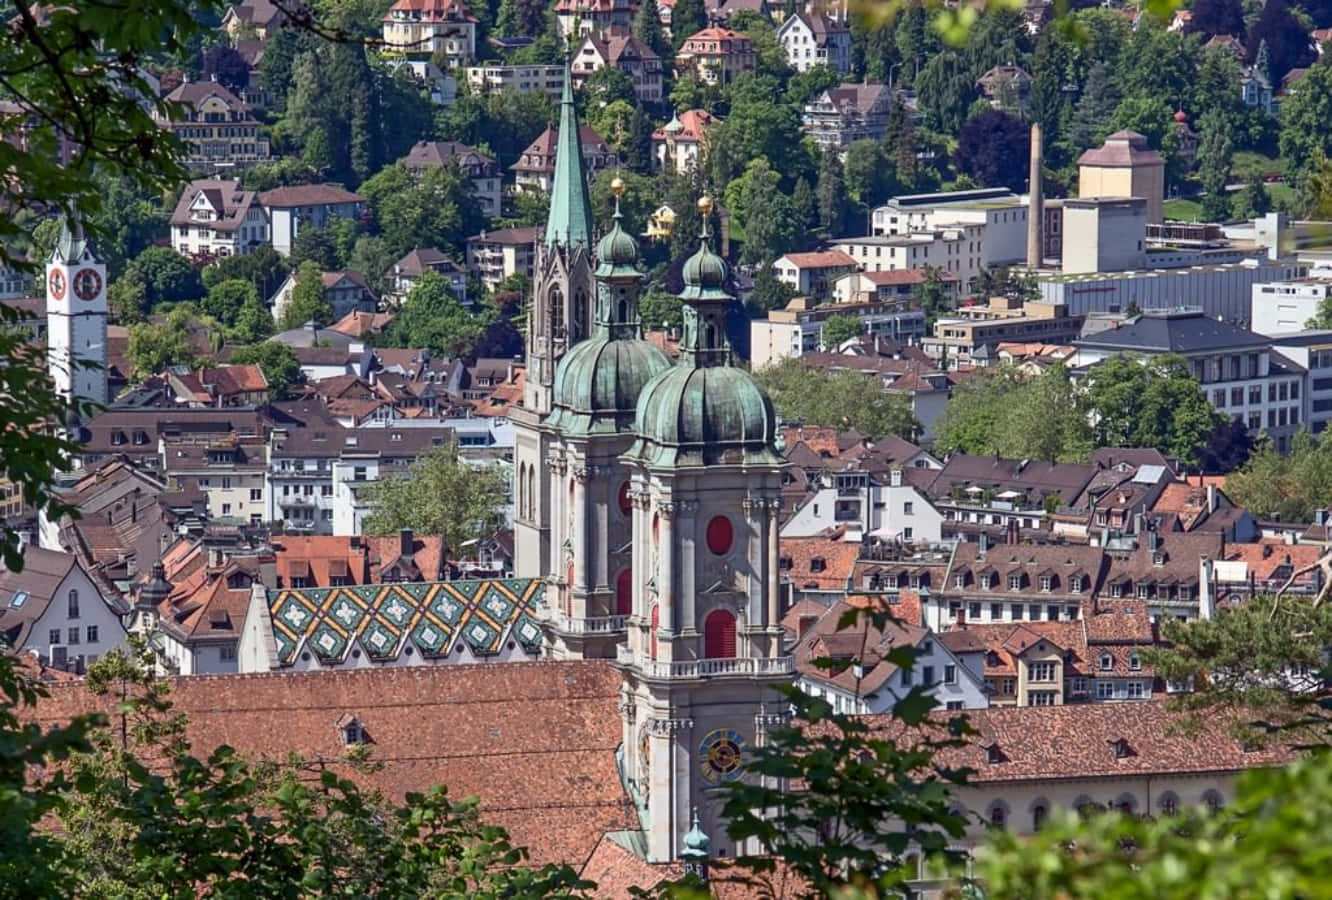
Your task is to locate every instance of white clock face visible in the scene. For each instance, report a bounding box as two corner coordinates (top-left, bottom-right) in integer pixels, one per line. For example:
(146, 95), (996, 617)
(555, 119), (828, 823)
(47, 270), (65, 300)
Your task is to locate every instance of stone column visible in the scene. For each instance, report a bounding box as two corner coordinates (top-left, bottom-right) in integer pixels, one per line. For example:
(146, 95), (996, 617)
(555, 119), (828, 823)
(658, 501), (676, 636)
(766, 498), (781, 633)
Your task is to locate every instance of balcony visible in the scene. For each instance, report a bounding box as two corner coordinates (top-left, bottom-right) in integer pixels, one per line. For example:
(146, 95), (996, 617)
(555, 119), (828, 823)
(615, 645), (794, 679)
(539, 608), (628, 634)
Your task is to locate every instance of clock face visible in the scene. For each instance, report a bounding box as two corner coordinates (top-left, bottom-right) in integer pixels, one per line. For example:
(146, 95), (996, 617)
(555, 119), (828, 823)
(697, 728), (745, 785)
(72, 268), (102, 302)
(47, 270), (65, 300)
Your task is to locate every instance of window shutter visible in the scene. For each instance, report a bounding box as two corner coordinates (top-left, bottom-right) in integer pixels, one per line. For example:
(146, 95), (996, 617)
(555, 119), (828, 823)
(704, 610), (736, 659)
(615, 569), (632, 616)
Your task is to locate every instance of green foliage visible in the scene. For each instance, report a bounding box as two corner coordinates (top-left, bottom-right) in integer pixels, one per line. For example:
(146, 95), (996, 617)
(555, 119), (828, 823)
(108, 271), (148, 325)
(632, 0), (671, 58)
(202, 246), (290, 300)
(359, 163), (484, 260)
(1081, 353), (1225, 467)
(977, 756), (1332, 898)
(816, 150), (851, 237)
(582, 66), (636, 111)
(346, 235), (397, 297)
(127, 319), (195, 379)
(382, 270), (487, 357)
(125, 246), (203, 307)
(820, 314), (862, 348)
(754, 358), (920, 441)
(936, 363), (1094, 463)
(843, 139), (897, 207)
(436, 83), (553, 171)
(1279, 64), (1332, 191)
(912, 266), (954, 328)
(671, 0), (706, 50)
(724, 159), (803, 266)
(640, 290), (684, 331)
(229, 342), (304, 399)
(290, 223), (342, 270)
(279, 261), (334, 330)
(745, 263), (798, 316)
(88, 175), (166, 279)
(202, 278), (259, 326)
(954, 109), (1031, 190)
(230, 295), (277, 344)
(709, 75), (812, 188)
(361, 439), (508, 554)
(591, 170), (657, 241)
(1226, 430), (1332, 521)
(1197, 112), (1235, 221)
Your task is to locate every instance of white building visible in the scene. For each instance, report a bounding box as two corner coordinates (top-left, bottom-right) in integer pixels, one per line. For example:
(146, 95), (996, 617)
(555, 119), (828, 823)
(771, 250), (858, 297)
(169, 179), (267, 258)
(1251, 274), (1332, 335)
(833, 227), (986, 295)
(463, 64), (564, 101)
(258, 184), (365, 257)
(777, 11), (852, 74)
(749, 297), (927, 369)
(1269, 331), (1332, 435)
(46, 219), (108, 408)
(782, 467), (944, 544)
(0, 546), (128, 670)
(381, 0), (478, 69)
(872, 188), (1028, 268)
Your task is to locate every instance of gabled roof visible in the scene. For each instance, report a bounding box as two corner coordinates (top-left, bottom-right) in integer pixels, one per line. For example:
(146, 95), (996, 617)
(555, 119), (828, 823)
(166, 81), (250, 111)
(776, 250), (857, 269)
(382, 0), (477, 23)
(393, 247), (461, 277)
(170, 179), (257, 232)
(0, 547), (78, 650)
(258, 184), (365, 208)
(400, 140), (496, 171)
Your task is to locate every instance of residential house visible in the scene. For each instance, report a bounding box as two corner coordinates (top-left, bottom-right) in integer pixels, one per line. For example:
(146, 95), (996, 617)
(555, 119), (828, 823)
(750, 294), (928, 367)
(779, 529), (861, 607)
(975, 64), (1032, 112)
(388, 248), (468, 305)
(74, 407), (268, 471)
(381, 0), (478, 69)
(572, 28), (664, 103)
(832, 269), (961, 306)
(554, 0), (635, 39)
(783, 464), (944, 544)
(802, 82), (894, 152)
(652, 109), (718, 175)
(156, 80), (270, 172)
(511, 124), (619, 194)
(269, 530), (447, 588)
(1073, 308), (1308, 453)
(466, 226), (539, 291)
(923, 297), (1085, 370)
(771, 250), (857, 298)
(1049, 450), (1179, 542)
(1239, 66), (1274, 115)
(0, 546), (128, 671)
(140, 544), (254, 674)
(790, 600), (989, 713)
(1149, 481), (1260, 542)
(269, 325), (374, 381)
(400, 140), (502, 217)
(221, 0), (287, 37)
(330, 310), (395, 339)
(777, 12), (851, 74)
(1100, 529), (1222, 623)
(169, 178), (267, 258)
(832, 227), (986, 298)
(167, 364), (270, 408)
(463, 64), (565, 101)
(675, 27), (757, 85)
(160, 433), (268, 525)
(327, 427), (457, 534)
(258, 184), (365, 257)
(269, 269), (377, 325)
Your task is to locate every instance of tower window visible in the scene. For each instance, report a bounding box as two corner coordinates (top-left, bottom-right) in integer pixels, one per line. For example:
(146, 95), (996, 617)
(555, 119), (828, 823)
(703, 609), (737, 659)
(618, 481), (632, 516)
(615, 568), (633, 616)
(706, 515), (733, 555)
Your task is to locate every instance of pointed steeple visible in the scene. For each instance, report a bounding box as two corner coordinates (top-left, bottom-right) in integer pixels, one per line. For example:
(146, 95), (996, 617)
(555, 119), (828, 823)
(544, 61), (595, 251)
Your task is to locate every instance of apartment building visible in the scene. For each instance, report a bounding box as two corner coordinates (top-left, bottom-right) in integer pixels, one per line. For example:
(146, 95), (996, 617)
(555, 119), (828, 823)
(511, 123), (618, 194)
(157, 80), (270, 172)
(777, 11), (851, 74)
(400, 140), (502, 217)
(1270, 331), (1332, 434)
(465, 226), (538, 291)
(751, 296), (927, 368)
(258, 184), (365, 257)
(802, 82), (894, 152)
(554, 0), (634, 39)
(872, 189), (1029, 268)
(161, 433), (267, 525)
(572, 28), (663, 103)
(463, 64), (564, 101)
(675, 27), (757, 85)
(833, 227), (986, 294)
(381, 0), (478, 69)
(923, 298), (1084, 369)
(1251, 274), (1332, 336)
(652, 109), (718, 175)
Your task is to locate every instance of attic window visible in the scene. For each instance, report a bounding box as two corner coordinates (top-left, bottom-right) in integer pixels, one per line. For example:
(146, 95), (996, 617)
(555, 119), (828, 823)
(1153, 552), (1165, 566)
(1069, 576), (1083, 593)
(1129, 653), (1142, 671)
(1008, 574), (1022, 591)
(391, 432), (403, 441)
(9, 591), (26, 608)
(985, 744), (1004, 764)
(338, 715), (368, 746)
(779, 555), (792, 571)
(885, 575), (899, 589)
(1100, 652), (1113, 671)
(1111, 738), (1133, 759)
(111, 431), (126, 445)
(810, 558), (827, 573)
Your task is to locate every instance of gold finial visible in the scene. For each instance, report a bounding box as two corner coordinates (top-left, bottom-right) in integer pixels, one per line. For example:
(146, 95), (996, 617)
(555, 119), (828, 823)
(610, 176), (626, 197)
(697, 195), (714, 216)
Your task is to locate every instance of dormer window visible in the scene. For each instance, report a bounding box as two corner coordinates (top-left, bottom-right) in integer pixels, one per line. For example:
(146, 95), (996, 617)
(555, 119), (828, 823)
(1069, 576), (1083, 593)
(954, 574), (966, 588)
(1153, 552), (1165, 566)
(1129, 653), (1142, 671)
(908, 575), (921, 589)
(1112, 738), (1132, 759)
(338, 715), (368, 746)
(810, 558), (827, 573)
(1008, 574), (1022, 591)
(1100, 652), (1113, 671)
(1039, 576), (1052, 592)
(1136, 585), (1150, 599)
(1110, 582), (1123, 599)
(886, 575), (899, 589)
(985, 744), (1004, 765)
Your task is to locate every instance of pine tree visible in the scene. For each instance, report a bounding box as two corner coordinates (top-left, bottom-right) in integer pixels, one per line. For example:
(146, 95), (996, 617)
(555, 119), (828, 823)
(633, 0), (670, 59)
(495, 0), (518, 36)
(815, 150), (849, 237)
(626, 105), (654, 174)
(792, 176), (817, 234)
(1068, 63), (1121, 156)
(881, 96), (918, 188)
(1196, 113), (1234, 222)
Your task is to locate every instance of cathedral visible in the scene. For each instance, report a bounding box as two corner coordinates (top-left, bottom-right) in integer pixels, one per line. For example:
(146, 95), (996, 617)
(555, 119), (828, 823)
(514, 65), (794, 862)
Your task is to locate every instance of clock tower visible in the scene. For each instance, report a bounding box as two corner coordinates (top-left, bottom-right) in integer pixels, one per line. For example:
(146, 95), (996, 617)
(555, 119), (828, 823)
(46, 216), (108, 409)
(616, 199), (791, 862)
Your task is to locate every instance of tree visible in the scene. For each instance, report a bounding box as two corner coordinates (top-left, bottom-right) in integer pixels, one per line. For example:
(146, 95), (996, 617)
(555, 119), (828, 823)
(632, 0), (670, 58)
(624, 105), (655, 174)
(361, 439), (508, 554)
(935, 364), (1093, 462)
(1068, 62), (1122, 156)
(231, 295), (276, 344)
(590, 170), (656, 242)
(1278, 64), (1332, 185)
(791, 176), (817, 233)
(581, 66), (636, 111)
(640, 289), (684, 331)
(1109, 95), (1182, 187)
(127, 319), (194, 379)
(290, 224), (341, 270)
(816, 150), (851, 237)
(754, 358), (921, 441)
(1081, 353), (1225, 468)
(1232, 172), (1272, 219)
(359, 163), (484, 260)
(1247, 0), (1312, 85)
(1226, 430), (1332, 521)
(88, 174), (165, 279)
(727, 160), (803, 266)
(914, 50), (974, 135)
(911, 266), (953, 329)
(1197, 113), (1235, 221)
(229, 342), (304, 398)
(786, 65), (842, 107)
(279, 261), (334, 329)
(382, 270), (486, 357)
(124, 246), (203, 307)
(820, 314), (861, 348)
(1189, 0), (1246, 36)
(202, 44), (249, 93)
(954, 109), (1031, 190)
(709, 75), (811, 186)
(843, 139), (896, 207)
(347, 234), (397, 297)
(746, 262), (797, 316)
(108, 271), (148, 325)
(202, 246), (290, 300)
(671, 0), (706, 50)
(202, 278), (258, 326)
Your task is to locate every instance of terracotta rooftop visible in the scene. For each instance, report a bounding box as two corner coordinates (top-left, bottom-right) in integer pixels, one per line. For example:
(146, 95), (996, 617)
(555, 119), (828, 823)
(777, 250), (857, 269)
(781, 531), (861, 592)
(258, 183), (364, 208)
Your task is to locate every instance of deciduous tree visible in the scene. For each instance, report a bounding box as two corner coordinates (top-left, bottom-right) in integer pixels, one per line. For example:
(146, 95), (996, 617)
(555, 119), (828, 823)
(754, 358), (920, 440)
(279, 261), (334, 329)
(953, 109), (1030, 190)
(228, 341), (304, 399)
(382, 270), (486, 357)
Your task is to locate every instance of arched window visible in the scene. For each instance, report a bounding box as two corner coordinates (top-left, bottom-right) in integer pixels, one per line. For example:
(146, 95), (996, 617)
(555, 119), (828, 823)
(615, 569), (633, 616)
(988, 802), (1007, 828)
(703, 609), (737, 659)
(649, 604), (659, 660)
(518, 463), (528, 519)
(618, 298), (628, 323)
(704, 321), (717, 349)
(617, 481), (632, 516)
(67, 589), (79, 619)
(1159, 792), (1179, 816)
(1114, 793), (1136, 816)
(1032, 803), (1048, 831)
(1203, 790), (1224, 813)
(527, 466), (536, 520)
(652, 512), (660, 543)
(548, 287), (564, 336)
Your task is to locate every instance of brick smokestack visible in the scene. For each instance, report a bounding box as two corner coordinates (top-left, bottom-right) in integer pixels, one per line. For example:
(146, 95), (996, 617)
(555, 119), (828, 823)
(1027, 122), (1043, 270)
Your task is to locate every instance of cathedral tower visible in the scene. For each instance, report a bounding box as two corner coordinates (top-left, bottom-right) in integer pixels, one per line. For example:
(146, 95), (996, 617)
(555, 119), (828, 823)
(539, 180), (672, 660)
(616, 198), (791, 861)
(46, 216), (108, 409)
(512, 61), (597, 578)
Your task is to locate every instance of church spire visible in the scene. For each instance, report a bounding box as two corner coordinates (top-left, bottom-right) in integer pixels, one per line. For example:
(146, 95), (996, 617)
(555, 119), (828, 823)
(544, 61), (595, 251)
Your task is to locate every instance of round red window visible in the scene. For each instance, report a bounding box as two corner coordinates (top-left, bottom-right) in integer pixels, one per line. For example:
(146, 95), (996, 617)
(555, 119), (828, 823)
(706, 515), (733, 555)
(617, 481), (632, 516)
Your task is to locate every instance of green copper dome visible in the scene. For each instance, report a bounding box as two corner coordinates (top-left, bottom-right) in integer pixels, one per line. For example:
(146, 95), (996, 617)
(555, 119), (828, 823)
(628, 364), (780, 466)
(595, 181), (641, 279)
(548, 335), (671, 435)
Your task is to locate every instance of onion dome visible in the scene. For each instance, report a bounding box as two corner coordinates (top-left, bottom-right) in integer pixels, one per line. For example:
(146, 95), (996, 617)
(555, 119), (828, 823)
(680, 196), (729, 300)
(595, 177), (641, 278)
(1173, 108), (1188, 123)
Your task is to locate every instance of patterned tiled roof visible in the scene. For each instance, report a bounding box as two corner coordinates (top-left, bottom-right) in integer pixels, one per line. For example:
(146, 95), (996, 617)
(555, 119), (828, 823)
(268, 578), (544, 666)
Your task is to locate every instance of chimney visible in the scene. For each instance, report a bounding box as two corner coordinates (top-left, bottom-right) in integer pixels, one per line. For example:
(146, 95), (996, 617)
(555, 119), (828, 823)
(1206, 484), (1218, 514)
(1027, 121), (1043, 270)
(890, 467), (903, 487)
(1006, 518), (1018, 545)
(399, 528), (414, 561)
(1199, 557), (1215, 620)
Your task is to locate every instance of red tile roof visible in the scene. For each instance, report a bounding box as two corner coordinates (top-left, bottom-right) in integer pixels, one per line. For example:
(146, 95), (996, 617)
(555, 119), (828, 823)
(778, 250), (857, 269)
(781, 532), (861, 592)
(258, 184), (364, 208)
(270, 534), (447, 587)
